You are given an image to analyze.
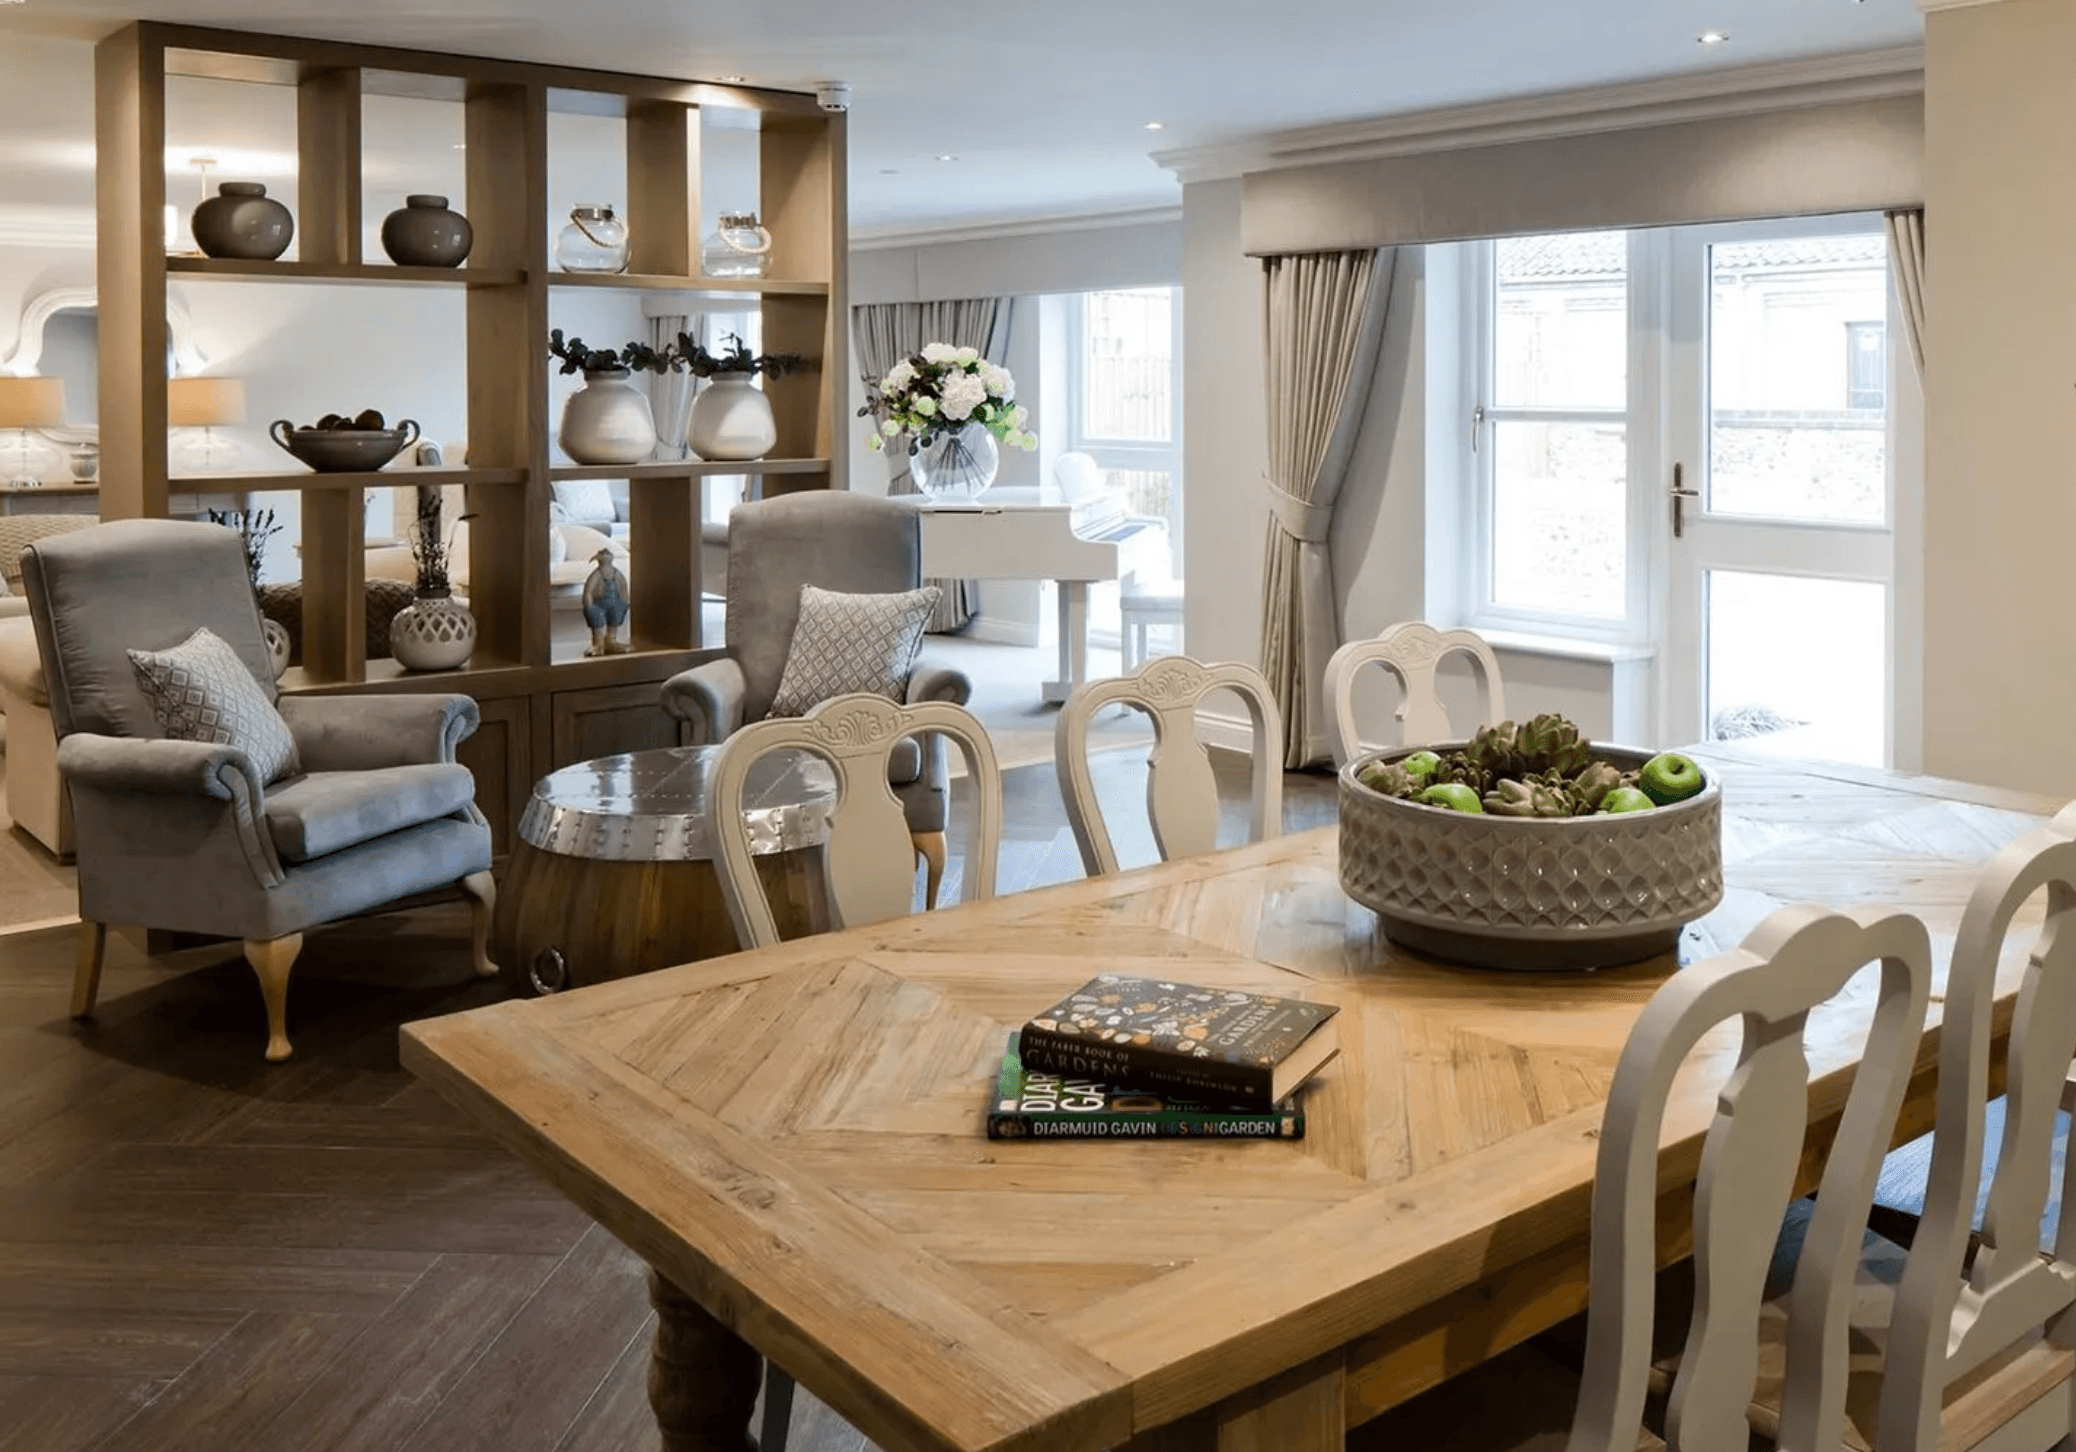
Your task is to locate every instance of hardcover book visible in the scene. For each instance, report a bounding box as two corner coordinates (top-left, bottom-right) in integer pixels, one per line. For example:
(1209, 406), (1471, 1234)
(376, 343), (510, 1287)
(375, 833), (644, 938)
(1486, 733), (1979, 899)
(986, 1033), (1304, 1141)
(1018, 974), (1340, 1111)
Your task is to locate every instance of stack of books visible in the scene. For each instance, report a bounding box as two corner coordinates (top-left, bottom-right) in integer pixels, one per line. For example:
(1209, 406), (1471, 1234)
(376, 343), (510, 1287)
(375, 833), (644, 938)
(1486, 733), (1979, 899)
(986, 973), (1341, 1141)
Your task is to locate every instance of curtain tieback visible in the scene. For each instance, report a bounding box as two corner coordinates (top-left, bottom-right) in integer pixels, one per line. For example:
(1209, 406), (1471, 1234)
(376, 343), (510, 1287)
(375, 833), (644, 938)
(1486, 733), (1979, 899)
(1264, 475), (1333, 544)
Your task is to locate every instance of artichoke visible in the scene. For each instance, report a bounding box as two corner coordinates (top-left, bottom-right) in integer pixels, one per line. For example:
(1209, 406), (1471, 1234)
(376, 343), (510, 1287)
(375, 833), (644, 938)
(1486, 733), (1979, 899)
(1462, 721), (1522, 787)
(1519, 712), (1593, 778)
(1483, 776), (1573, 818)
(1569, 760), (1626, 812)
(1356, 760), (1416, 799)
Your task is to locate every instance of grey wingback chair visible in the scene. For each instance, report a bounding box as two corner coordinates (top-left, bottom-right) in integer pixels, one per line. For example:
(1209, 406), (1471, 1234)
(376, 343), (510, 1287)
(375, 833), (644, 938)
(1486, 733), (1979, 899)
(22, 519), (497, 1063)
(659, 492), (972, 905)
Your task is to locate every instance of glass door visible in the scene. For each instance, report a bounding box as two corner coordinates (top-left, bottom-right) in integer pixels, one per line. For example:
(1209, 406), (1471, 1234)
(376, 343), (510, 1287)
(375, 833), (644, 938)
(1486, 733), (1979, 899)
(1664, 217), (1895, 766)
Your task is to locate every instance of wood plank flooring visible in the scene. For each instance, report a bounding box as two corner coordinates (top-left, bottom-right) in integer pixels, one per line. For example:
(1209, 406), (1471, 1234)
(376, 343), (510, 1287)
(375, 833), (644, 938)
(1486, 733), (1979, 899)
(0, 751), (1334, 1452)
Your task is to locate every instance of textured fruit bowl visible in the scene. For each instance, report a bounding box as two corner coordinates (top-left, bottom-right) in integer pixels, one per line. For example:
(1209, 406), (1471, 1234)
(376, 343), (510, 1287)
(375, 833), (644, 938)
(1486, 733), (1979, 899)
(269, 418), (420, 472)
(1338, 742), (1724, 970)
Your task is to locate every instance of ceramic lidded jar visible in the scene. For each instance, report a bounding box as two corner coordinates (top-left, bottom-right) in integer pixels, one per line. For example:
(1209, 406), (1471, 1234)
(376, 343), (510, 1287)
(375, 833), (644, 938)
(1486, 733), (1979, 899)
(191, 182), (294, 261)
(381, 194), (473, 267)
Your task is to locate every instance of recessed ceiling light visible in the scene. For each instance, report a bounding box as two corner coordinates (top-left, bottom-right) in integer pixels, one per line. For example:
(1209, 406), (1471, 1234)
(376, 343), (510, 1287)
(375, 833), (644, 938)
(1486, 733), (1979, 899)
(1144, 121), (1164, 131)
(879, 168), (898, 174)
(717, 74), (745, 84)
(1697, 30), (1730, 44)
(935, 153), (957, 162)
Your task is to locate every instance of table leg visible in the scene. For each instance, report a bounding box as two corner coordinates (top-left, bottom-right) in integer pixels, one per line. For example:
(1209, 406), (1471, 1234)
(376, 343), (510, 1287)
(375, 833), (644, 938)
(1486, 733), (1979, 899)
(647, 1270), (761, 1452)
(1043, 579), (1091, 704)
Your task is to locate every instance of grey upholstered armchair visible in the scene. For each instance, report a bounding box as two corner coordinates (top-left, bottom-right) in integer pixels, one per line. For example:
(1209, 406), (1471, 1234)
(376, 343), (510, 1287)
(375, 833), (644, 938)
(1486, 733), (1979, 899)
(659, 492), (972, 904)
(22, 519), (497, 1062)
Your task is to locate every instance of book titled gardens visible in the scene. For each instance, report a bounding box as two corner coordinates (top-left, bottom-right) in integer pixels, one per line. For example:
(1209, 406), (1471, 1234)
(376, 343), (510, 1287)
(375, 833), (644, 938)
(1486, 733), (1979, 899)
(987, 1031), (1304, 1140)
(1017, 973), (1341, 1111)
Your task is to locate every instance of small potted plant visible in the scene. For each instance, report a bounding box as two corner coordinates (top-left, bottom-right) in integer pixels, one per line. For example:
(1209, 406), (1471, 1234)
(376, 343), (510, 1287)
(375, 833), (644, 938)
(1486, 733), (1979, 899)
(858, 342), (1036, 501)
(389, 487), (478, 672)
(675, 331), (804, 462)
(207, 506), (291, 675)
(548, 329), (675, 466)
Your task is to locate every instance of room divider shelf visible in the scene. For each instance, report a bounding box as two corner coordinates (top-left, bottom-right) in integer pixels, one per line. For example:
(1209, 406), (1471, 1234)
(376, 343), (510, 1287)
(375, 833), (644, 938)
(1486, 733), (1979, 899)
(167, 258), (529, 287)
(99, 19), (845, 849)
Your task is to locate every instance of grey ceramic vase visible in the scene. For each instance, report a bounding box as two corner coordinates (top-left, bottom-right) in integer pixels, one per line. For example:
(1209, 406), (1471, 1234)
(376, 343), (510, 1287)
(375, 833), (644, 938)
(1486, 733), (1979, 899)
(381, 194), (473, 268)
(191, 182), (293, 261)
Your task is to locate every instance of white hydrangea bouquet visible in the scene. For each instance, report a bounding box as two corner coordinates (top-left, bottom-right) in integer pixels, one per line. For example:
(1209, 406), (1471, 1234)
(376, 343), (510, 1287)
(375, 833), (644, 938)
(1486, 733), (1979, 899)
(859, 342), (1038, 454)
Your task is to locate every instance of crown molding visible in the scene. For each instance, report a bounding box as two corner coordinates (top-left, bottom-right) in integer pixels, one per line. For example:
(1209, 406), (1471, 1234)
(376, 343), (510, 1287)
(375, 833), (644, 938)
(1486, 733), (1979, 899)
(1918, 0), (2016, 10)
(850, 203), (1182, 251)
(1153, 45), (1926, 184)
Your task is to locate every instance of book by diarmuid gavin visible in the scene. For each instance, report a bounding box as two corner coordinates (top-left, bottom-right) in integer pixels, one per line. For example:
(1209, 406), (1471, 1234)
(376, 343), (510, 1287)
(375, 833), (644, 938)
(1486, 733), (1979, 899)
(986, 1031), (1305, 1141)
(1017, 974), (1341, 1112)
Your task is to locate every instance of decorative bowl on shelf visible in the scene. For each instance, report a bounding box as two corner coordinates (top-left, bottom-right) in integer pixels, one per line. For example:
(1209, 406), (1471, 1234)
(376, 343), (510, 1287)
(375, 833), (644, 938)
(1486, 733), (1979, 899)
(269, 417), (420, 473)
(1337, 742), (1724, 971)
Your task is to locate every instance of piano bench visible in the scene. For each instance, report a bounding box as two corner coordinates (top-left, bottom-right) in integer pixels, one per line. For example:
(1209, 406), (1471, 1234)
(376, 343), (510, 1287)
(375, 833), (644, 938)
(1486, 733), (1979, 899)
(1120, 585), (1185, 670)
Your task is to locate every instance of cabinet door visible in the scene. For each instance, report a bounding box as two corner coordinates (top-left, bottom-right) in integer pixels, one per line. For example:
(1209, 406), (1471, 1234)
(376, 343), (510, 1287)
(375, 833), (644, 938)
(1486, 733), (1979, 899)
(456, 694), (531, 857)
(550, 681), (679, 770)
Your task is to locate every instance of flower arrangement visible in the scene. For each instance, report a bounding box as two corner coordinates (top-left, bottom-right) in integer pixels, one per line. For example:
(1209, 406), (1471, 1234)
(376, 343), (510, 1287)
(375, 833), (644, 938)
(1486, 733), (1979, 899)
(859, 343), (1037, 454)
(548, 328), (803, 379)
(407, 488), (476, 597)
(673, 331), (805, 379)
(206, 506), (283, 591)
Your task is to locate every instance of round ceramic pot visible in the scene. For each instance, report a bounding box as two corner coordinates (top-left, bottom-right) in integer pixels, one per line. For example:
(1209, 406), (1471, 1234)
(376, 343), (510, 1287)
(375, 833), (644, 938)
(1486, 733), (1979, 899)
(687, 375), (777, 461)
(1337, 742), (1724, 971)
(260, 617), (292, 678)
(559, 368), (656, 466)
(381, 194), (472, 267)
(191, 182), (294, 261)
(389, 591), (476, 672)
(910, 422), (999, 502)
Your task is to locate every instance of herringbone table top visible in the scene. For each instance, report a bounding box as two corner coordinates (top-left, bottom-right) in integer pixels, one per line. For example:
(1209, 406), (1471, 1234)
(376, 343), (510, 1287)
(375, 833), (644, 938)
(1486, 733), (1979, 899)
(403, 749), (2065, 1452)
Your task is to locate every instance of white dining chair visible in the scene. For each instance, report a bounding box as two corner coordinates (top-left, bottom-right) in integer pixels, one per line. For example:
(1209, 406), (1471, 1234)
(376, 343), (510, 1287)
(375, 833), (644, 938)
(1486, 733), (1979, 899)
(1350, 901), (1936, 1452)
(1054, 654), (1281, 877)
(709, 691), (1003, 950)
(1323, 620), (1506, 768)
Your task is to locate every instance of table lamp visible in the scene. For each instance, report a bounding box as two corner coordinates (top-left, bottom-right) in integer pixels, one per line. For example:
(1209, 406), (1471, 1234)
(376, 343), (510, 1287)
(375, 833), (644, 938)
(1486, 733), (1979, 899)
(168, 375), (247, 473)
(0, 376), (65, 487)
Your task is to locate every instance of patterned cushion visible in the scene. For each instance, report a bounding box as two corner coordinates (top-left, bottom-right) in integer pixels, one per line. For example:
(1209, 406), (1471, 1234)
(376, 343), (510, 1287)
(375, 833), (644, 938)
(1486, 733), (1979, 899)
(127, 626), (301, 784)
(767, 584), (940, 719)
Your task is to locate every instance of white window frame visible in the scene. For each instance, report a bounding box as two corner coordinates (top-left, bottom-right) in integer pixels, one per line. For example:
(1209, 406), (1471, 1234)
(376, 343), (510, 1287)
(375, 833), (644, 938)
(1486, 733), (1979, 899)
(1459, 231), (1662, 646)
(1064, 286), (1185, 574)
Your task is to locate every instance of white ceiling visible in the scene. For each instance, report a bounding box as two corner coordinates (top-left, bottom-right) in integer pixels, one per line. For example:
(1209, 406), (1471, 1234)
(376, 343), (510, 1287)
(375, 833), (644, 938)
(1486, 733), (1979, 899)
(2, 0), (1926, 241)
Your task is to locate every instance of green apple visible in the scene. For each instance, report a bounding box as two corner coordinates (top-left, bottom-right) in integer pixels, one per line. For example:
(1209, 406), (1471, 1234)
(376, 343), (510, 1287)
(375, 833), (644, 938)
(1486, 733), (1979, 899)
(1418, 782), (1484, 813)
(1597, 786), (1656, 814)
(1401, 749), (1442, 783)
(1637, 752), (1705, 805)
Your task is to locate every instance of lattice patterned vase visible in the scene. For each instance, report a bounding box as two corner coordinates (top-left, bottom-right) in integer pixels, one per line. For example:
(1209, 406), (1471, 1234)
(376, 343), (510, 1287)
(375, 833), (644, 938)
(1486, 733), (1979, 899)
(1338, 743), (1723, 970)
(389, 591), (476, 672)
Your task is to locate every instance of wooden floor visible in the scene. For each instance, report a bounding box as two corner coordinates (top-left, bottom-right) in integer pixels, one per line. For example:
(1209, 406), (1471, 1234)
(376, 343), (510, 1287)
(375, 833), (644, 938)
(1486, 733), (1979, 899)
(0, 750), (1334, 1452)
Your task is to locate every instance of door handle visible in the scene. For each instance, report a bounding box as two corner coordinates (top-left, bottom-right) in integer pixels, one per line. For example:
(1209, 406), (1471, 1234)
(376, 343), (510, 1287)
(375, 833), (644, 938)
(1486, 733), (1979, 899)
(1670, 463), (1699, 539)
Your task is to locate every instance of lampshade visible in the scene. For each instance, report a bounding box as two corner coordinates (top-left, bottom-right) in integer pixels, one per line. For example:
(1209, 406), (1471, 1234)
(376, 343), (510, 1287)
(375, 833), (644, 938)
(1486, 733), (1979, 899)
(167, 376), (247, 428)
(0, 376), (65, 429)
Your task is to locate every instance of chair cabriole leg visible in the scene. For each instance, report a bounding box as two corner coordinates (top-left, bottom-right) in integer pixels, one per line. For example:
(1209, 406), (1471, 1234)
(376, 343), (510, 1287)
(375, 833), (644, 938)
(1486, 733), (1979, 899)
(71, 919), (107, 1018)
(913, 831), (947, 910)
(460, 870), (498, 979)
(243, 933), (303, 1063)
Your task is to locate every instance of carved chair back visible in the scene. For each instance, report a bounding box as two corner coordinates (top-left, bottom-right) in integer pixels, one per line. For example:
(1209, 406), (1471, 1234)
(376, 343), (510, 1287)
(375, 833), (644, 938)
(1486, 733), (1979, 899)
(710, 692), (1002, 949)
(1568, 904), (1935, 1452)
(1875, 809), (2076, 1452)
(1323, 620), (1506, 768)
(1054, 655), (1282, 878)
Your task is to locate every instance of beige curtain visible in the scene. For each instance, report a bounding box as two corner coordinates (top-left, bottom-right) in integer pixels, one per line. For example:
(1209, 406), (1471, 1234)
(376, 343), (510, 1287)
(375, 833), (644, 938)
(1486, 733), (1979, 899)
(1258, 249), (1396, 768)
(851, 298), (1014, 633)
(1885, 208), (1927, 380)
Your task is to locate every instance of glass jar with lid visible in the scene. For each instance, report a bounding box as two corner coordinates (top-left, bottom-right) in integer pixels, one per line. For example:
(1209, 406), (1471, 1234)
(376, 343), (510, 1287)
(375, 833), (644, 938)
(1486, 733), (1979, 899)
(556, 203), (630, 274)
(701, 211), (772, 279)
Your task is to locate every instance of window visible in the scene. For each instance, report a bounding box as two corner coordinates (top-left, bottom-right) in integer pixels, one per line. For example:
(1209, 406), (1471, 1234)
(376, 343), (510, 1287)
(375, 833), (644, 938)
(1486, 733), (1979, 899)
(1475, 231), (1633, 628)
(1846, 321), (1887, 412)
(1066, 287), (1183, 582)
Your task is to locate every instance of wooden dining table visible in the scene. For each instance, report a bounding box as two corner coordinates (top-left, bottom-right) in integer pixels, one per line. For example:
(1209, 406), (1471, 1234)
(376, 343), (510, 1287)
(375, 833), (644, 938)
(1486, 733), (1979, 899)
(401, 748), (2065, 1452)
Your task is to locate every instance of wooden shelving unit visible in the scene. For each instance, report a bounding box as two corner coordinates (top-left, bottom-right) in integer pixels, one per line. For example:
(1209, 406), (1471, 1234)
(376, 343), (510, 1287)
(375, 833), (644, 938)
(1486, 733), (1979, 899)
(97, 22), (848, 851)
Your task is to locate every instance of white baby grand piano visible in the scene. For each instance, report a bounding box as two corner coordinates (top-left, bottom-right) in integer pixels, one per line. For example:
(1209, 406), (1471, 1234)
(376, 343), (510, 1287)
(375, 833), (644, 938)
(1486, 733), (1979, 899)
(915, 454), (1164, 703)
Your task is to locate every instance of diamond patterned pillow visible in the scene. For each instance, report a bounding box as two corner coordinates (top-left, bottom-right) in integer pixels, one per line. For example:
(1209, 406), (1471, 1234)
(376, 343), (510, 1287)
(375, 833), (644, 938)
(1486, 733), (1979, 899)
(128, 626), (301, 785)
(767, 584), (941, 718)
